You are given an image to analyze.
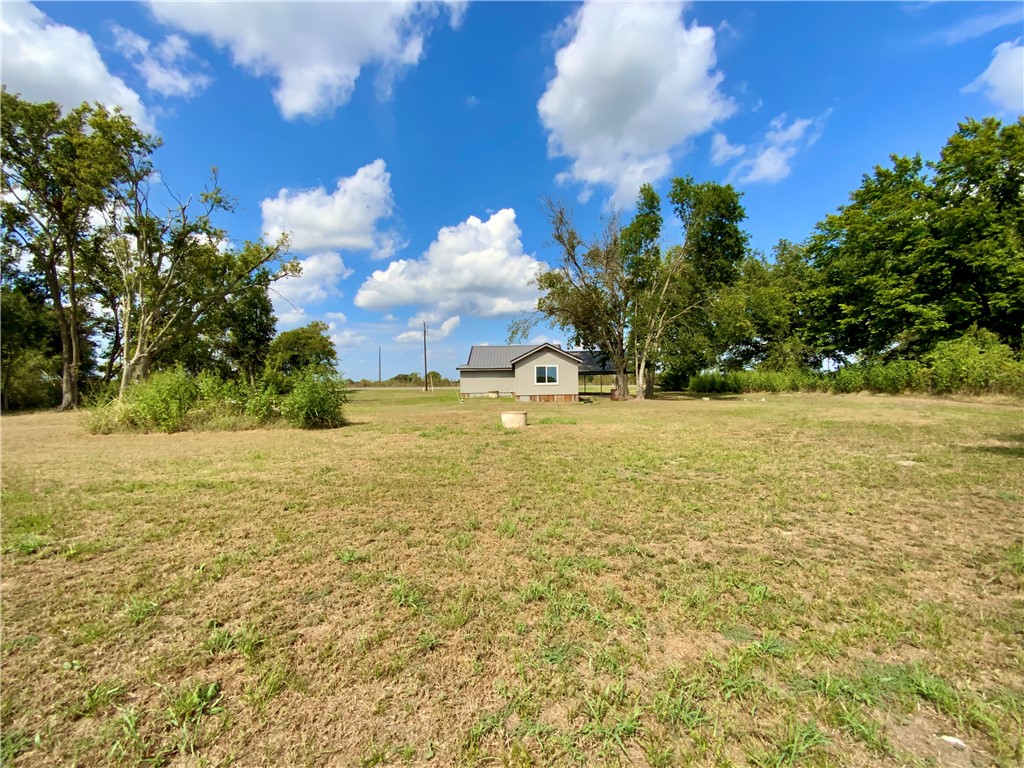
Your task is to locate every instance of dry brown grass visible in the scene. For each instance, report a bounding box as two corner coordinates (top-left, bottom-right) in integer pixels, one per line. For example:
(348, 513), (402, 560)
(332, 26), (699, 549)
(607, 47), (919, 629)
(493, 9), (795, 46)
(1, 390), (1022, 767)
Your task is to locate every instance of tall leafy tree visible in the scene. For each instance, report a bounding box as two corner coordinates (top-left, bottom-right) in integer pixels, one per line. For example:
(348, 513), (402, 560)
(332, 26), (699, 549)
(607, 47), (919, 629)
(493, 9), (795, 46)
(928, 117), (1024, 349)
(805, 154), (940, 359)
(656, 177), (749, 387)
(714, 241), (820, 372)
(622, 183), (665, 399)
(511, 200), (633, 397)
(220, 277), (277, 386)
(805, 117), (1024, 359)
(0, 92), (151, 408)
(98, 159), (297, 396)
(264, 321), (338, 392)
(0, 282), (58, 410)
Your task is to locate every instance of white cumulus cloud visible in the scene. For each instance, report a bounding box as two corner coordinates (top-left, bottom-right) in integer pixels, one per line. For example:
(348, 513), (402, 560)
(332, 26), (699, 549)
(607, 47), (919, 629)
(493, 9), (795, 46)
(329, 324), (369, 349)
(355, 208), (544, 319)
(112, 25), (210, 98)
(261, 159), (401, 257)
(149, 1), (462, 119)
(538, 0), (735, 208)
(0, 1), (152, 129)
(710, 133), (745, 166)
(962, 40), (1024, 114)
(271, 251), (353, 328)
(728, 112), (830, 184)
(394, 315), (460, 343)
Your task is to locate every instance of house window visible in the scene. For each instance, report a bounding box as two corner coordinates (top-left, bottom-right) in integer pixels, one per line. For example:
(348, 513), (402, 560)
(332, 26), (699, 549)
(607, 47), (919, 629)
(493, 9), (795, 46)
(535, 365), (558, 384)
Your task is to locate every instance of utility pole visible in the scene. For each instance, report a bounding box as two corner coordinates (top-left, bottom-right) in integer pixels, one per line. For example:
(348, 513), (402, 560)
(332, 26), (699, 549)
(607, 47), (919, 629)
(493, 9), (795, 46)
(378, 346), (381, 384)
(422, 321), (428, 392)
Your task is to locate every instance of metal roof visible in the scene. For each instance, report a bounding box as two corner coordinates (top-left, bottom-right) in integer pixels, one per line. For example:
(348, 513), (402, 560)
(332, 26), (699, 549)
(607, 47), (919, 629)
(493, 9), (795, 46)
(458, 345), (541, 370)
(457, 344), (617, 374)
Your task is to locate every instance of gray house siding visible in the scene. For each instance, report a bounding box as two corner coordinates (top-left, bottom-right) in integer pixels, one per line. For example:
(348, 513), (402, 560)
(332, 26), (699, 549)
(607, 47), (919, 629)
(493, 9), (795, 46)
(459, 370), (515, 397)
(513, 348), (579, 399)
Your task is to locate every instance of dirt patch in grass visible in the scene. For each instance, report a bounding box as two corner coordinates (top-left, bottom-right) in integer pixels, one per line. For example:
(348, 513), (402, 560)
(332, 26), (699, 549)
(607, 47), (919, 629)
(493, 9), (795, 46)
(889, 710), (993, 767)
(2, 392), (1022, 766)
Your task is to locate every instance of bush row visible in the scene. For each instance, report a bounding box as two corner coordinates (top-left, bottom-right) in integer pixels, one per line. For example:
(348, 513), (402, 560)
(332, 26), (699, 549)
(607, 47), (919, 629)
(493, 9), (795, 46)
(687, 331), (1024, 397)
(87, 367), (348, 434)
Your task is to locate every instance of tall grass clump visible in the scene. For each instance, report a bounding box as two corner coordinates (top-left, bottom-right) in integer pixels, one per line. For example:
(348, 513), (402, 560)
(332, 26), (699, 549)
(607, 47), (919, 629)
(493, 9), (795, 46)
(862, 359), (926, 394)
(926, 329), (1023, 396)
(688, 371), (743, 394)
(281, 369), (348, 429)
(87, 366), (347, 434)
(739, 368), (821, 393)
(119, 367), (200, 433)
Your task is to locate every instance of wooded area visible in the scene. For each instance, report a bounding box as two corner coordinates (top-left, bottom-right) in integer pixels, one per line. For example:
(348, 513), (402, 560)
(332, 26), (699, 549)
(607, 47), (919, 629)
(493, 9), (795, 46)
(515, 116), (1024, 398)
(2, 91), (1022, 417)
(0, 91), (352, 426)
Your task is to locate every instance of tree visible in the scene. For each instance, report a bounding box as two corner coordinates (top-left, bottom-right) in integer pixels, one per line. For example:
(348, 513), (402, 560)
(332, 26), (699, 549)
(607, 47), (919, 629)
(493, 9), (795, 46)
(805, 117), (1024, 360)
(220, 278), (277, 386)
(0, 282), (58, 410)
(805, 154), (940, 360)
(512, 200), (633, 397)
(149, 274), (276, 385)
(627, 178), (748, 397)
(1, 91), (151, 408)
(97, 158), (296, 396)
(928, 117), (1024, 349)
(264, 321), (337, 392)
(622, 183), (665, 399)
(648, 178), (749, 390)
(713, 241), (820, 372)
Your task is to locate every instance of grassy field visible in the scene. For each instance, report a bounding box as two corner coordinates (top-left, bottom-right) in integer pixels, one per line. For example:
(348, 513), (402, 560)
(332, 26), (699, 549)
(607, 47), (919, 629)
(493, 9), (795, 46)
(1, 390), (1022, 767)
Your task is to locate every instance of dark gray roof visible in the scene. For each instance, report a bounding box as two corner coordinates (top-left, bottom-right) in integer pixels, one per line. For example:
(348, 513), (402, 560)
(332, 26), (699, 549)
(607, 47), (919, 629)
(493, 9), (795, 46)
(574, 350), (617, 375)
(458, 344), (617, 374)
(458, 345), (539, 370)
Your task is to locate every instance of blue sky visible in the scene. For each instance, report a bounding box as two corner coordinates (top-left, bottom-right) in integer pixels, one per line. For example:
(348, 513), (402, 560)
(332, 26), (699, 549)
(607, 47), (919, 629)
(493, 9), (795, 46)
(3, 1), (1022, 380)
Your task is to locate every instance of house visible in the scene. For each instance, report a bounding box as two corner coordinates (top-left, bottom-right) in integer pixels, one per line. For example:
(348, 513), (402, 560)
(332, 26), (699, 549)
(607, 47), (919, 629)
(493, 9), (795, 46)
(457, 343), (616, 402)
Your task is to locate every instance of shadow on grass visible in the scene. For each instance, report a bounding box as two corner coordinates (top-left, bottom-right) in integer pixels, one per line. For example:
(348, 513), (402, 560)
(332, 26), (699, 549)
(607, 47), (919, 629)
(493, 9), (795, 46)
(651, 392), (743, 401)
(962, 432), (1024, 458)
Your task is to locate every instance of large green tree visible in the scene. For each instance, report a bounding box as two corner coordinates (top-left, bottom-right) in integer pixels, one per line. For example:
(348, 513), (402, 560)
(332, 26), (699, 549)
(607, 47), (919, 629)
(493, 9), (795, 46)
(805, 117), (1024, 360)
(264, 321), (338, 392)
(0, 282), (58, 411)
(97, 158), (296, 396)
(712, 240), (820, 372)
(1, 91), (151, 408)
(651, 178), (749, 388)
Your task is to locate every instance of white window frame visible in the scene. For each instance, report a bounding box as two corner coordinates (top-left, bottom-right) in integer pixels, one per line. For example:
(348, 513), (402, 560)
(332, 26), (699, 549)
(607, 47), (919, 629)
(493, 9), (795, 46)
(535, 364), (558, 385)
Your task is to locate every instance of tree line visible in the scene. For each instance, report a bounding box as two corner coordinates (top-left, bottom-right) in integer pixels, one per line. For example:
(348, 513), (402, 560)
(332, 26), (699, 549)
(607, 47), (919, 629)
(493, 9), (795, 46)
(0, 91), (349, 414)
(514, 117), (1023, 398)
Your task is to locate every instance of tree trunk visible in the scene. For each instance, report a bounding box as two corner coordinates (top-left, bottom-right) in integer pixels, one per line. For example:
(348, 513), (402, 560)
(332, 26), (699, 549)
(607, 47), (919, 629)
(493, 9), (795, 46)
(634, 362), (646, 400)
(67, 241), (81, 408)
(43, 262), (78, 410)
(615, 368), (630, 400)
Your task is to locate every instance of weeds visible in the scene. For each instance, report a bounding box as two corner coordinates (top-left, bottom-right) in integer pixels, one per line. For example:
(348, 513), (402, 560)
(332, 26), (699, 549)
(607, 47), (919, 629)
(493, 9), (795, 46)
(123, 597), (159, 625)
(163, 681), (224, 755)
(73, 679), (126, 717)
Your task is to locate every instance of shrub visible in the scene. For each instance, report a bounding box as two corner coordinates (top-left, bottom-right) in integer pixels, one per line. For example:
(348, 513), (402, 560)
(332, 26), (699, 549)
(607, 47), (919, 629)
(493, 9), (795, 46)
(831, 365), (866, 394)
(121, 367), (200, 433)
(863, 359), (926, 394)
(281, 369), (348, 429)
(737, 368), (822, 393)
(927, 329), (1022, 395)
(688, 371), (742, 394)
(244, 387), (280, 423)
